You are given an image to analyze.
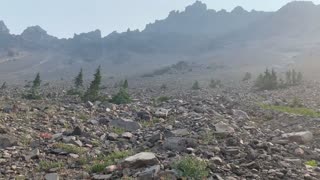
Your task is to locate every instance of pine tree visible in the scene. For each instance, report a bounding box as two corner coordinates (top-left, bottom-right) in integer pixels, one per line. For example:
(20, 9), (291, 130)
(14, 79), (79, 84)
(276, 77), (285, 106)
(292, 69), (297, 85)
(123, 79), (128, 89)
(271, 69), (278, 89)
(242, 72), (252, 81)
(111, 88), (131, 104)
(32, 73), (41, 90)
(192, 81), (200, 90)
(0, 82), (7, 89)
(82, 66), (102, 102)
(24, 73), (41, 99)
(297, 72), (303, 84)
(286, 70), (292, 85)
(74, 68), (83, 88)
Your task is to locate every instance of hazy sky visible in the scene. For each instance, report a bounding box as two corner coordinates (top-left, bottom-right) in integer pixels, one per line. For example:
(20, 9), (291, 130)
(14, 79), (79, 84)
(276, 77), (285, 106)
(1, 0), (319, 38)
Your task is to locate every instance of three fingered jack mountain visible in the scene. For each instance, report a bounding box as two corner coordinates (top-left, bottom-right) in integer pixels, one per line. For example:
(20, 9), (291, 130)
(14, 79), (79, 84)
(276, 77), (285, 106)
(0, 1), (319, 80)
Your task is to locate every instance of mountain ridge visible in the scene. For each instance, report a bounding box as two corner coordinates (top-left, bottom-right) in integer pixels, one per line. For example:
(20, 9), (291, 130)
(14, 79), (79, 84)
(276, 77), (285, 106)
(0, 1), (319, 81)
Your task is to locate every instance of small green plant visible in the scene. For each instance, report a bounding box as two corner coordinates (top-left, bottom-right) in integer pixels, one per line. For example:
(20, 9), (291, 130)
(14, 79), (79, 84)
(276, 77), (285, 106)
(305, 160), (318, 167)
(192, 81), (200, 90)
(89, 150), (132, 173)
(54, 143), (86, 154)
(157, 96), (170, 103)
(110, 126), (125, 135)
(38, 160), (64, 171)
(200, 131), (214, 145)
(173, 156), (209, 179)
(110, 88), (131, 105)
(140, 118), (161, 128)
(290, 97), (303, 108)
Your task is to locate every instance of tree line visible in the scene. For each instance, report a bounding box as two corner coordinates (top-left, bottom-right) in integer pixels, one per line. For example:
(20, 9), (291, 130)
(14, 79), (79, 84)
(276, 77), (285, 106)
(22, 66), (131, 104)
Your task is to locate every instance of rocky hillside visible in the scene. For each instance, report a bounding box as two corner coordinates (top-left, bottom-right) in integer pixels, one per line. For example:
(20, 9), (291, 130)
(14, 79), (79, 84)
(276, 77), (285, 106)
(1, 79), (320, 179)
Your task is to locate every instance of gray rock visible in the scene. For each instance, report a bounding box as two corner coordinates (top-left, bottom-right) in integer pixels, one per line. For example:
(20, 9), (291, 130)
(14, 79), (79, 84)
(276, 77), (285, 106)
(92, 174), (112, 180)
(45, 173), (59, 180)
(109, 118), (141, 132)
(137, 110), (152, 121)
(123, 152), (159, 168)
(163, 137), (197, 152)
(148, 133), (163, 144)
(0, 134), (17, 149)
(107, 133), (119, 141)
(154, 108), (170, 118)
(232, 109), (250, 120)
(171, 128), (189, 137)
(122, 132), (133, 139)
(24, 148), (40, 161)
(137, 165), (160, 180)
(71, 126), (82, 136)
(282, 131), (313, 144)
(214, 122), (235, 135)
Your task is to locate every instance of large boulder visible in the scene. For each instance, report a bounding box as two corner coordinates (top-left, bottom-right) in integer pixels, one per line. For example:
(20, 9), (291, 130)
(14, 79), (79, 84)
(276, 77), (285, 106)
(109, 118), (141, 132)
(232, 109), (250, 120)
(137, 110), (152, 121)
(214, 122), (235, 135)
(282, 131), (313, 144)
(154, 108), (170, 118)
(123, 152), (159, 169)
(0, 134), (17, 149)
(163, 137), (197, 152)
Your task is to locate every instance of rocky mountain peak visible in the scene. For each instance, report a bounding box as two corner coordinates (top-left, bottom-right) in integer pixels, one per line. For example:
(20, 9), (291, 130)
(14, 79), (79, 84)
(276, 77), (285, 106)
(232, 6), (248, 14)
(21, 25), (53, 41)
(0, 20), (9, 34)
(185, 1), (207, 14)
(279, 1), (316, 12)
(73, 29), (102, 42)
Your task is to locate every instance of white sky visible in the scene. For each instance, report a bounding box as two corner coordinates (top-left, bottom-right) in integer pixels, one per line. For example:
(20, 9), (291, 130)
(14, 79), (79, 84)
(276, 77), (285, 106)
(0, 0), (319, 38)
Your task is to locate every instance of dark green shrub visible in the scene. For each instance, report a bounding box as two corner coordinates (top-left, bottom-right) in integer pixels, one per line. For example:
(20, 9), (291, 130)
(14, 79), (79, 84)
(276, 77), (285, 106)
(110, 88), (131, 105)
(173, 156), (209, 179)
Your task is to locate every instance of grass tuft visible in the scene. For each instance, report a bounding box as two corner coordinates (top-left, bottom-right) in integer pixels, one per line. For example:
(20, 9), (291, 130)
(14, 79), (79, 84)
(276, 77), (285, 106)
(173, 156), (209, 179)
(260, 104), (320, 117)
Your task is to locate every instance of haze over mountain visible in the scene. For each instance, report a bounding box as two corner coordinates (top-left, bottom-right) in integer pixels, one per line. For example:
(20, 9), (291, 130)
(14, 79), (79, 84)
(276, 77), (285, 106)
(0, 1), (319, 81)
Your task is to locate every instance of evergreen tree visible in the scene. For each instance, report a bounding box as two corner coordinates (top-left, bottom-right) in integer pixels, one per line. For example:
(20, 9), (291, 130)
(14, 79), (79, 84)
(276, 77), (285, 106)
(122, 79), (128, 89)
(24, 73), (41, 99)
(297, 72), (303, 84)
(0, 82), (7, 90)
(82, 66), (102, 102)
(242, 72), (252, 81)
(192, 81), (200, 90)
(74, 68), (83, 88)
(292, 69), (297, 85)
(32, 73), (41, 90)
(271, 69), (278, 89)
(209, 79), (222, 88)
(110, 88), (131, 104)
(286, 70), (292, 85)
